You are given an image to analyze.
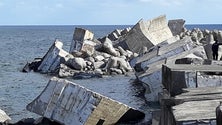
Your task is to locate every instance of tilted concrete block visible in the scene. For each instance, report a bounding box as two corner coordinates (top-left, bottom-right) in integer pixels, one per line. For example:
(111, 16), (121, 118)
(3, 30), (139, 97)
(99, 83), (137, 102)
(70, 28), (94, 53)
(27, 77), (145, 125)
(135, 37), (196, 71)
(38, 40), (69, 73)
(118, 15), (173, 54)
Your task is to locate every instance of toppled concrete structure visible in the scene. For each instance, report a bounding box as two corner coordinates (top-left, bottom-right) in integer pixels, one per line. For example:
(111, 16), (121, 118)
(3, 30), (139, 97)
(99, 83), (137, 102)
(38, 40), (70, 73)
(0, 109), (11, 123)
(27, 77), (145, 125)
(118, 15), (173, 54)
(134, 36), (197, 71)
(70, 28), (94, 54)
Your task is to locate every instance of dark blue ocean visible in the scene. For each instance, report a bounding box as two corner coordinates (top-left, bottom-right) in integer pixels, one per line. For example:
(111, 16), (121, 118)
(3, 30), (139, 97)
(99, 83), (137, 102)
(0, 24), (222, 123)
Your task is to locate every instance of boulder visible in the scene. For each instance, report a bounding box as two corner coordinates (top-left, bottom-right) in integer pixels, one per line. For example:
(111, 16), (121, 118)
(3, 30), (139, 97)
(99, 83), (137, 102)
(66, 57), (86, 70)
(105, 56), (133, 73)
(102, 37), (118, 56)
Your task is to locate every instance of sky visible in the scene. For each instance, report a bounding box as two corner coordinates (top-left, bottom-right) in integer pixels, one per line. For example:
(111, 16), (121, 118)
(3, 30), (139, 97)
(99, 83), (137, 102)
(0, 0), (221, 25)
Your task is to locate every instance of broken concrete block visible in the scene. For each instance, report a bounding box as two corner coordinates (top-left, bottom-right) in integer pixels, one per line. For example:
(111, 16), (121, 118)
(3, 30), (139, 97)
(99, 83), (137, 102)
(118, 15), (173, 54)
(26, 77), (145, 125)
(80, 40), (97, 57)
(168, 19), (186, 36)
(38, 40), (69, 73)
(0, 109), (11, 123)
(134, 37), (196, 71)
(70, 28), (94, 54)
(102, 37), (118, 56)
(162, 64), (222, 96)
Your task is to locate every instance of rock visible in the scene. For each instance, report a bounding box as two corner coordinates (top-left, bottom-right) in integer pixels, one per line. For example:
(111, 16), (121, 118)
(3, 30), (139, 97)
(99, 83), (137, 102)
(93, 61), (106, 69)
(118, 46), (127, 56)
(58, 64), (77, 78)
(110, 68), (123, 74)
(94, 55), (105, 62)
(26, 77), (145, 125)
(73, 71), (102, 79)
(66, 57), (86, 70)
(22, 58), (42, 72)
(69, 27), (94, 54)
(38, 40), (69, 73)
(168, 19), (185, 36)
(108, 32), (119, 41)
(117, 15), (173, 54)
(105, 56), (133, 73)
(102, 37), (118, 56)
(94, 68), (103, 75)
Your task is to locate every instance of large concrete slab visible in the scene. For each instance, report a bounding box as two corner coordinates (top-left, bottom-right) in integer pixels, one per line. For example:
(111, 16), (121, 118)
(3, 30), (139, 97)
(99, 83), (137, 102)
(27, 77), (145, 125)
(134, 37), (196, 71)
(168, 19), (185, 36)
(118, 15), (173, 54)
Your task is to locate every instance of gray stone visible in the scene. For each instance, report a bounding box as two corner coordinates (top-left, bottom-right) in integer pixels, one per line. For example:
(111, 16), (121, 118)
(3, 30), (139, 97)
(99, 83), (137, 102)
(105, 56), (133, 73)
(110, 68), (123, 74)
(102, 37), (118, 56)
(26, 77), (145, 125)
(118, 15), (173, 54)
(168, 19), (185, 36)
(94, 55), (105, 62)
(66, 57), (86, 70)
(93, 61), (105, 69)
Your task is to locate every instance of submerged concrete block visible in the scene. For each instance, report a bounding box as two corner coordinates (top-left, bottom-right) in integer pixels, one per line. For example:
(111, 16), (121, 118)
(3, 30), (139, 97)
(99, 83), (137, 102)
(118, 15), (173, 54)
(0, 109), (11, 123)
(70, 28), (94, 54)
(27, 77), (145, 125)
(162, 64), (222, 96)
(38, 40), (69, 73)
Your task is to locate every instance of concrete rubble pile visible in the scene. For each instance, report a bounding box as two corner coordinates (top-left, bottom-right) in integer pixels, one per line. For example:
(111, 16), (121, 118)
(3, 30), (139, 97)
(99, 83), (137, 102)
(16, 15), (222, 124)
(23, 27), (136, 78)
(129, 16), (222, 124)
